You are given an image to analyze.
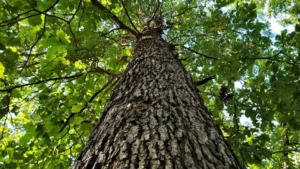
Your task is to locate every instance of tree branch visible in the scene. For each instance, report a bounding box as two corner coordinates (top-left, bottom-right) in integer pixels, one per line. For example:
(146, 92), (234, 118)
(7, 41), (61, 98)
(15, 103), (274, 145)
(194, 76), (215, 86)
(0, 74), (83, 92)
(20, 51), (46, 57)
(0, 68), (117, 92)
(98, 28), (120, 37)
(67, 0), (83, 48)
(148, 0), (161, 26)
(91, 0), (139, 37)
(181, 45), (218, 60)
(240, 51), (300, 67)
(21, 14), (47, 72)
(59, 78), (116, 132)
(120, 0), (139, 33)
(89, 67), (121, 78)
(0, 0), (60, 27)
(272, 149), (300, 154)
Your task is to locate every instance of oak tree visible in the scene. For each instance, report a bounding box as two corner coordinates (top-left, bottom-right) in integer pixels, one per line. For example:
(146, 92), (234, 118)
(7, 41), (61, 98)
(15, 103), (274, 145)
(0, 0), (299, 168)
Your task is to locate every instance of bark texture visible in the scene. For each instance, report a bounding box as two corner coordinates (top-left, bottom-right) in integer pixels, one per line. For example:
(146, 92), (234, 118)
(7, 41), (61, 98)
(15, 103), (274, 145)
(72, 36), (242, 169)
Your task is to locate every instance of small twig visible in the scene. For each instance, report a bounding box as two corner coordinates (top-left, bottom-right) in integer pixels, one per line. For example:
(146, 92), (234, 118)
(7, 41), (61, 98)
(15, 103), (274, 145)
(89, 66), (121, 77)
(58, 126), (70, 140)
(0, 74), (83, 92)
(43, 13), (68, 22)
(99, 28), (120, 37)
(0, 87), (10, 139)
(45, 0), (60, 12)
(0, 115), (8, 140)
(77, 0), (85, 30)
(240, 51), (299, 67)
(70, 0), (82, 22)
(181, 45), (218, 60)
(233, 104), (240, 132)
(129, 9), (143, 27)
(21, 15), (47, 72)
(67, 0), (83, 48)
(272, 149), (300, 154)
(172, 5), (197, 18)
(20, 51), (46, 57)
(88, 78), (115, 103)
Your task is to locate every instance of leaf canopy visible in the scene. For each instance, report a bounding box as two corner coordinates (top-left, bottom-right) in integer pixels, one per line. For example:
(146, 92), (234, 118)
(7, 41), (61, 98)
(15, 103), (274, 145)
(0, 0), (299, 168)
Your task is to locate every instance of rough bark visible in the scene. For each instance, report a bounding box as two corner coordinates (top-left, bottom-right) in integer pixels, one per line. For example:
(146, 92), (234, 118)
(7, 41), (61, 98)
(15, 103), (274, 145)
(72, 35), (242, 169)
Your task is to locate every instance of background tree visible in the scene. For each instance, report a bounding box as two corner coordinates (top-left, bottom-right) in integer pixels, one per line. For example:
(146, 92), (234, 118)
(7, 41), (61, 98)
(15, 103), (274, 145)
(0, 0), (299, 168)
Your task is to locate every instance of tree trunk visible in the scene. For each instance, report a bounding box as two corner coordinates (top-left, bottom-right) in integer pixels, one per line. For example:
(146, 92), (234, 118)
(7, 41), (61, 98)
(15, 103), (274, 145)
(72, 35), (242, 169)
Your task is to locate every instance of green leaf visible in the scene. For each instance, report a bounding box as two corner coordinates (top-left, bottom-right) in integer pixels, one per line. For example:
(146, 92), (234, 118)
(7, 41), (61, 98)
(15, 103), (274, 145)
(27, 0), (38, 8)
(24, 122), (36, 133)
(80, 122), (92, 131)
(28, 15), (42, 26)
(257, 134), (269, 142)
(11, 105), (19, 115)
(0, 107), (7, 119)
(19, 133), (35, 145)
(2, 50), (18, 72)
(42, 133), (51, 144)
(271, 64), (278, 73)
(0, 0), (299, 168)
(6, 147), (14, 157)
(71, 104), (83, 112)
(11, 90), (22, 98)
(71, 116), (84, 124)
(39, 94), (49, 101)
(296, 24), (300, 32)
(1, 95), (8, 105)
(0, 62), (5, 78)
(253, 154), (262, 164)
(0, 42), (5, 50)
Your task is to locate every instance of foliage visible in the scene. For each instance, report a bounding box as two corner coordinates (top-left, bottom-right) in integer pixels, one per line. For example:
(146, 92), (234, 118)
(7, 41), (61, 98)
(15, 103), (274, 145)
(0, 0), (299, 168)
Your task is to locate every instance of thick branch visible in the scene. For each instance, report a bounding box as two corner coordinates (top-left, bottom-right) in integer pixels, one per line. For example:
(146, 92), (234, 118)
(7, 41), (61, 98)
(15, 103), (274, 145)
(91, 0), (138, 37)
(194, 76), (215, 86)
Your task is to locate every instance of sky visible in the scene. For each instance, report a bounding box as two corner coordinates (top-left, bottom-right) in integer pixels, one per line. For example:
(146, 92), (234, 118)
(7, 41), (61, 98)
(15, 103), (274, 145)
(269, 16), (295, 34)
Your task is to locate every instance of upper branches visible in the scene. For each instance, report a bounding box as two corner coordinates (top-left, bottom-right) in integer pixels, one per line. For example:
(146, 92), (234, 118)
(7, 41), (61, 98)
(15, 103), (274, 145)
(0, 0), (60, 27)
(120, 0), (139, 33)
(91, 0), (139, 37)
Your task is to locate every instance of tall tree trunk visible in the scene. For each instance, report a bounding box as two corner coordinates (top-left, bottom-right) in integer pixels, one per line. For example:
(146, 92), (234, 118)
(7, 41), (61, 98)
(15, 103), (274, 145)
(72, 35), (242, 169)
